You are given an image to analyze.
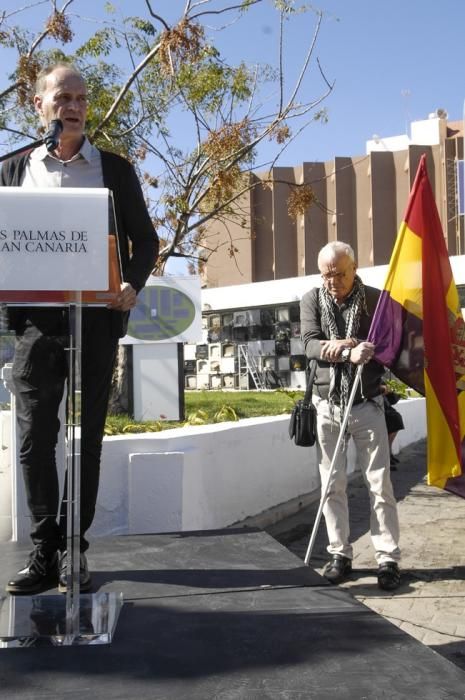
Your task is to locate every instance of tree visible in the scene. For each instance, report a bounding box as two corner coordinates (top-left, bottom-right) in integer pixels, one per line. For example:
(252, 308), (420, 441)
(0, 0), (333, 412)
(0, 0), (333, 275)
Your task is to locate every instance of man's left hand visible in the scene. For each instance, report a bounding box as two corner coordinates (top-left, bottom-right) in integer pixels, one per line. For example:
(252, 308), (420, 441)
(109, 282), (137, 311)
(320, 338), (355, 362)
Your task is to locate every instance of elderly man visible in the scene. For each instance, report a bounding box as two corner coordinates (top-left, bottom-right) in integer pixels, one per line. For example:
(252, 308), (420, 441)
(2, 62), (158, 594)
(300, 241), (401, 590)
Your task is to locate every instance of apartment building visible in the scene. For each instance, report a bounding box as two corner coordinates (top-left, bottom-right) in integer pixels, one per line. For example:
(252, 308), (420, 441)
(202, 113), (464, 288)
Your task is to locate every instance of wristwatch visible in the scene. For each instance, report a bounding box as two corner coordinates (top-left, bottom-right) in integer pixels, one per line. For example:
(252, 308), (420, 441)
(341, 347), (352, 362)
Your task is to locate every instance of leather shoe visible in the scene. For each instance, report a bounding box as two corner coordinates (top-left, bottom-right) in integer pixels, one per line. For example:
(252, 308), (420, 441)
(323, 553), (352, 584)
(6, 548), (58, 594)
(58, 551), (92, 593)
(377, 561), (401, 591)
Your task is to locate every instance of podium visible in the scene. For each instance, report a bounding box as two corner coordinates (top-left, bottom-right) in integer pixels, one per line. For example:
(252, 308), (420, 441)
(0, 188), (123, 646)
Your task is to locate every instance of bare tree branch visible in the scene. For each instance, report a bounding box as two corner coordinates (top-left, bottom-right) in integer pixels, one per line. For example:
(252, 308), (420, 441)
(144, 0), (170, 31)
(281, 9), (323, 118)
(190, 0), (263, 21)
(90, 38), (163, 138)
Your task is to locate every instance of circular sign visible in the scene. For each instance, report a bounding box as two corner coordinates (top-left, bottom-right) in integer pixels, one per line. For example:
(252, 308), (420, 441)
(127, 285), (196, 341)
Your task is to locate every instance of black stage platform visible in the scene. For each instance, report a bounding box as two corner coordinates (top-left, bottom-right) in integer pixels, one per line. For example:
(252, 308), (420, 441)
(1, 529), (464, 699)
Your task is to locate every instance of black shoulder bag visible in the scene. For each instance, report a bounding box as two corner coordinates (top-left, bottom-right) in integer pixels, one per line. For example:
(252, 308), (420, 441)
(288, 360), (317, 447)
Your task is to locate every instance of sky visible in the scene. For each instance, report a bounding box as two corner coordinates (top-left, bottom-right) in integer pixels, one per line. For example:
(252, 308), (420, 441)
(3, 0), (465, 168)
(211, 0), (465, 165)
(2, 0), (465, 276)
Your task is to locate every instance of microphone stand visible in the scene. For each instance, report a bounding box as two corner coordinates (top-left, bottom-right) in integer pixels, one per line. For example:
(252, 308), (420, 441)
(0, 135), (47, 163)
(0, 120), (62, 163)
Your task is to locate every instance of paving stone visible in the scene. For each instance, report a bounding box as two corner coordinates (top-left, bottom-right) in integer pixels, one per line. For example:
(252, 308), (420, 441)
(268, 438), (465, 673)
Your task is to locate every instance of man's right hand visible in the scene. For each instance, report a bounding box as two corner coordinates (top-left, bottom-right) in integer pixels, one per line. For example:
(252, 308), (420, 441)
(350, 341), (375, 365)
(320, 337), (357, 362)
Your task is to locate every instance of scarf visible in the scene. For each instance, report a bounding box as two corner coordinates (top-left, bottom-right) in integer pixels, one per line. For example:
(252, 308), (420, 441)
(318, 275), (368, 420)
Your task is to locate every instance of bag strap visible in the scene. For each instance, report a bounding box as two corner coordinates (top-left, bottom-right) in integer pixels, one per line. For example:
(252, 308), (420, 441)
(303, 360), (317, 403)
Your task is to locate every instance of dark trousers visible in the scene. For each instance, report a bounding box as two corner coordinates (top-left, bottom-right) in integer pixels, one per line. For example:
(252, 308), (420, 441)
(11, 308), (119, 553)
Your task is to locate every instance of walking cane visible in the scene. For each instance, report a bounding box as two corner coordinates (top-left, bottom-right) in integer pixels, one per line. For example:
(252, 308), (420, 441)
(304, 364), (364, 565)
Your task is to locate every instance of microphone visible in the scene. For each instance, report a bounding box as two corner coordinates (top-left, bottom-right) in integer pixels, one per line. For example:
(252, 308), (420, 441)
(43, 119), (63, 153)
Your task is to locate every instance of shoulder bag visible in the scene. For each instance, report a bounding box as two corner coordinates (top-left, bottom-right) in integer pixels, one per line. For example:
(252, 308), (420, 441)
(288, 360), (317, 447)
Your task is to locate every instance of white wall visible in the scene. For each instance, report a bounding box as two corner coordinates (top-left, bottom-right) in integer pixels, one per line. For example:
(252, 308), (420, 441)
(0, 397), (426, 543)
(201, 257), (465, 312)
(91, 415), (321, 538)
(90, 397), (425, 538)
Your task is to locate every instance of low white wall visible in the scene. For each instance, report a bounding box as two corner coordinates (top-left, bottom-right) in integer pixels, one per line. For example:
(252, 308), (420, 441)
(90, 397), (426, 538)
(91, 415), (321, 538)
(0, 397), (426, 543)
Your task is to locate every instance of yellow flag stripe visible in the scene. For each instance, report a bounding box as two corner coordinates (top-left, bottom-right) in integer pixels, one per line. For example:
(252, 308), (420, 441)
(445, 278), (461, 317)
(383, 223), (423, 319)
(425, 372), (462, 487)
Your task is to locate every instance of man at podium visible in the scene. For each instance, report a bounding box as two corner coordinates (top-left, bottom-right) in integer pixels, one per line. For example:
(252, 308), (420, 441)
(1, 62), (159, 594)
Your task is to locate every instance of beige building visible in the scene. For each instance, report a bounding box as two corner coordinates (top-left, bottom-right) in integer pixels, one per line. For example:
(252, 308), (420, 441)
(203, 114), (464, 287)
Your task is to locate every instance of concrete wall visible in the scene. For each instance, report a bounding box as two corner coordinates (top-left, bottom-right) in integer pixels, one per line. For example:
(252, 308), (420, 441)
(0, 397), (426, 543)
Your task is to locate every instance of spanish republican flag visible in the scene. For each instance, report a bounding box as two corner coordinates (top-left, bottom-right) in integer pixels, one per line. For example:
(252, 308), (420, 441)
(368, 154), (465, 497)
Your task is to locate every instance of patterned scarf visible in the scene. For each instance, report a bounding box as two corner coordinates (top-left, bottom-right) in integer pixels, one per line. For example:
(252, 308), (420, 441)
(318, 275), (368, 420)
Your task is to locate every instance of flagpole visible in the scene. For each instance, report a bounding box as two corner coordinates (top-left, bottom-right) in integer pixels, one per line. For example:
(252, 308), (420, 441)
(304, 364), (363, 566)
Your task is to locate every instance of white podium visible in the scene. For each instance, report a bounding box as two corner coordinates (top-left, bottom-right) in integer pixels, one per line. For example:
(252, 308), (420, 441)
(0, 188), (123, 647)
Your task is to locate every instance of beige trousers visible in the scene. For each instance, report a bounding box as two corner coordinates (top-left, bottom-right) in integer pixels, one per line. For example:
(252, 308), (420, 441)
(315, 395), (400, 565)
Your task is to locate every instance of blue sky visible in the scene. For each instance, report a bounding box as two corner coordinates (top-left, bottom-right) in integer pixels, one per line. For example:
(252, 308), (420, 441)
(3, 0), (464, 165)
(212, 0), (465, 165)
(2, 1), (464, 275)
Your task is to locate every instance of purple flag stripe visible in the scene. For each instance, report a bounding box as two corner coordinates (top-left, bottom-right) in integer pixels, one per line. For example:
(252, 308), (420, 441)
(445, 471), (465, 499)
(368, 291), (425, 395)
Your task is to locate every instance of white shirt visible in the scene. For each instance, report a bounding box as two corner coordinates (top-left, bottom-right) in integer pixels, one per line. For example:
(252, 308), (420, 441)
(21, 137), (104, 188)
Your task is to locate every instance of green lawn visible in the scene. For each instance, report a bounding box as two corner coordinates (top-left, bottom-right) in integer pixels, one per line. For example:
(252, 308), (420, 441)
(105, 389), (304, 435)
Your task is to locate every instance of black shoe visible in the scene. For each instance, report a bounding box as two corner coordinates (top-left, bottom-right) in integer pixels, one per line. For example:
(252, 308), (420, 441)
(323, 554), (352, 584)
(6, 548), (58, 595)
(58, 551), (92, 593)
(377, 561), (401, 591)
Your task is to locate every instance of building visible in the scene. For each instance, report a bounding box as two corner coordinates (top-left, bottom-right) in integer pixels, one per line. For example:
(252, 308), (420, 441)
(202, 112), (464, 288)
(183, 257), (465, 391)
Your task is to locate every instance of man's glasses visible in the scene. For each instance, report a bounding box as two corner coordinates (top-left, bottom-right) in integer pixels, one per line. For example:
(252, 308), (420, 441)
(321, 267), (353, 282)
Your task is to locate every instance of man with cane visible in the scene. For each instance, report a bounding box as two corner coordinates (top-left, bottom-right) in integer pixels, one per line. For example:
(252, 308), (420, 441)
(300, 241), (401, 591)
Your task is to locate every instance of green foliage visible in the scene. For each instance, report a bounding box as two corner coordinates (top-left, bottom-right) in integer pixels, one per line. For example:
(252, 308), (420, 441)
(384, 378), (418, 399)
(185, 409), (209, 425)
(175, 58), (252, 112)
(313, 108), (329, 123)
(104, 390), (303, 434)
(76, 29), (119, 58)
(213, 405), (239, 422)
(231, 63), (253, 100)
(125, 17), (156, 36)
(104, 414), (165, 434)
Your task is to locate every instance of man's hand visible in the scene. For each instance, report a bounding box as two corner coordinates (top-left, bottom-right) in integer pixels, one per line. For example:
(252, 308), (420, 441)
(320, 338), (355, 362)
(350, 341), (375, 365)
(108, 282), (137, 311)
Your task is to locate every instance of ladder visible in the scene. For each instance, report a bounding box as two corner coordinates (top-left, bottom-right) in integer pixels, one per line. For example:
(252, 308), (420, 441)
(238, 345), (265, 390)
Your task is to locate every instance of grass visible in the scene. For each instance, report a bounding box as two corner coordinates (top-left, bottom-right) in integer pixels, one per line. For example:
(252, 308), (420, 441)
(104, 389), (304, 435)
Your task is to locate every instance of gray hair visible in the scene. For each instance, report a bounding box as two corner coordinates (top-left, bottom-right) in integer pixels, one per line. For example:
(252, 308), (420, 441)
(318, 241), (355, 267)
(35, 62), (84, 95)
